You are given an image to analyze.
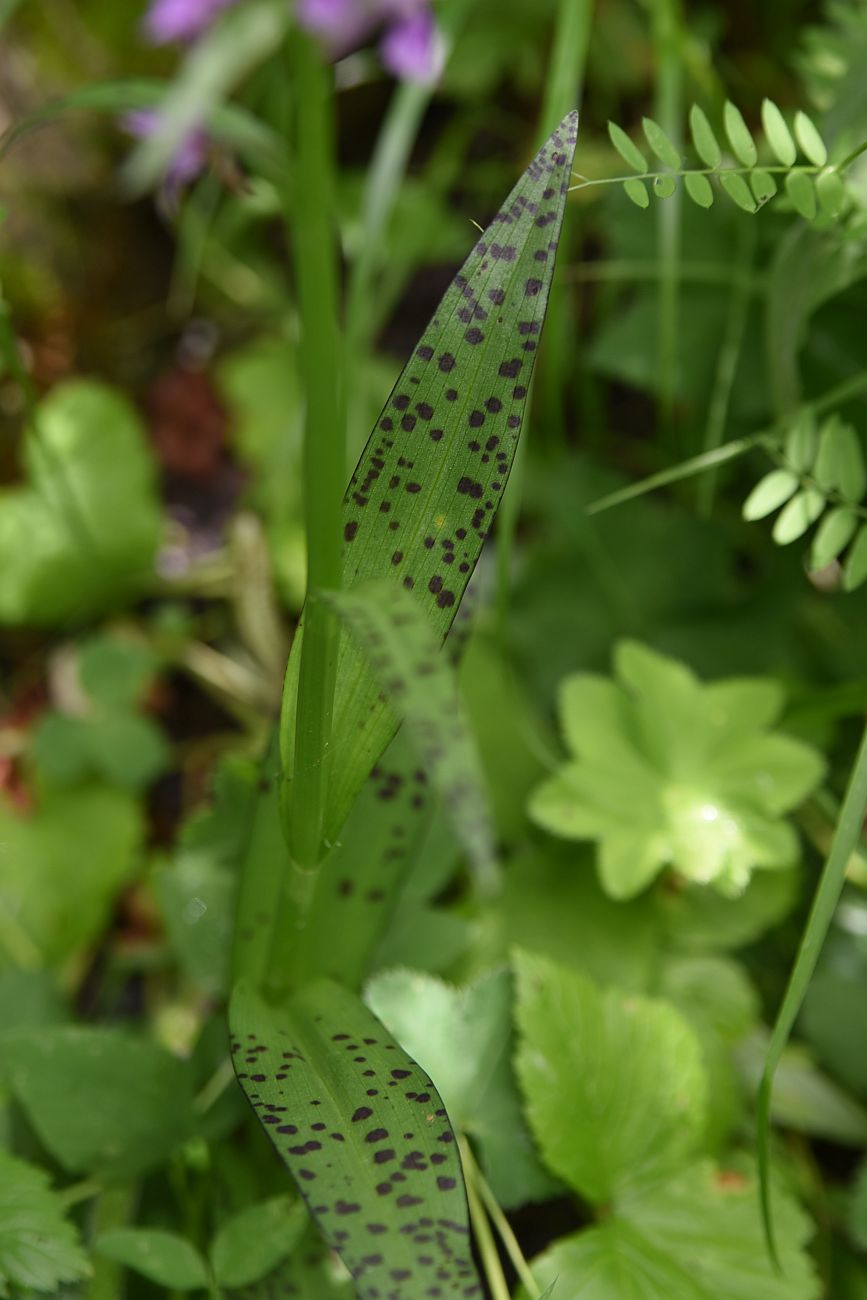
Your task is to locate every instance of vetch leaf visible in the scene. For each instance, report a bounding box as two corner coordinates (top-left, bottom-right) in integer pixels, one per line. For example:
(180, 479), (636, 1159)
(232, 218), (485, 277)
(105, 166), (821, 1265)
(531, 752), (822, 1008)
(641, 117), (681, 170)
(723, 101), (757, 167)
(653, 174), (677, 199)
(280, 113), (579, 851)
(810, 507), (859, 570)
(814, 417), (866, 500)
(761, 100), (796, 167)
(95, 1231), (208, 1291)
(816, 169), (846, 217)
(772, 488), (825, 545)
(3, 1027), (195, 1178)
(623, 178), (649, 208)
(689, 105), (721, 168)
(742, 469), (799, 521)
(786, 171), (818, 220)
(229, 980), (482, 1300)
(794, 110), (827, 167)
(514, 952), (707, 1204)
(607, 121), (647, 172)
(785, 411), (818, 472)
(322, 581), (497, 895)
(751, 169), (778, 206)
(719, 172), (757, 213)
(211, 1198), (307, 1288)
(684, 172), (713, 208)
(0, 1151), (90, 1295)
(844, 525), (867, 591)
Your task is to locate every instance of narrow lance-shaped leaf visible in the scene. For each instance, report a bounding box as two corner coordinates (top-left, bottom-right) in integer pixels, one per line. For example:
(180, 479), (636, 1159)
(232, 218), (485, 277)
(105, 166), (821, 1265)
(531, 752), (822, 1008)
(689, 104), (721, 168)
(607, 120), (647, 172)
(229, 982), (482, 1300)
(642, 116), (681, 170)
(761, 99), (796, 167)
(794, 110), (827, 167)
(723, 101), (757, 167)
(280, 113), (580, 848)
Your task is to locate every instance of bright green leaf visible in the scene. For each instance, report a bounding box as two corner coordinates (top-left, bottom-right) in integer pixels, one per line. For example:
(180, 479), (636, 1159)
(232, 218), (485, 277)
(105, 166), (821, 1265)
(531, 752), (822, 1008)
(514, 951), (707, 1204)
(719, 172), (757, 212)
(742, 469), (799, 521)
(771, 488), (825, 544)
(844, 525), (867, 591)
(751, 169), (778, 205)
(642, 117), (681, 169)
(723, 101), (757, 167)
(785, 411), (818, 472)
(689, 104), (721, 168)
(761, 100), (796, 167)
(786, 171), (818, 220)
(814, 417), (866, 501)
(623, 177), (650, 208)
(607, 120), (647, 172)
(816, 169), (847, 217)
(653, 174), (677, 199)
(210, 1198), (307, 1289)
(684, 171), (714, 207)
(794, 110), (828, 166)
(810, 507), (860, 569)
(96, 1231), (208, 1291)
(0, 1152), (90, 1296)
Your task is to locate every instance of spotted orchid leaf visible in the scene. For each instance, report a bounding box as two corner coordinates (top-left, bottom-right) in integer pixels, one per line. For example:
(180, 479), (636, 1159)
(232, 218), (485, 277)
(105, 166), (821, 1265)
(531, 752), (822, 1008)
(280, 112), (580, 849)
(229, 981), (482, 1300)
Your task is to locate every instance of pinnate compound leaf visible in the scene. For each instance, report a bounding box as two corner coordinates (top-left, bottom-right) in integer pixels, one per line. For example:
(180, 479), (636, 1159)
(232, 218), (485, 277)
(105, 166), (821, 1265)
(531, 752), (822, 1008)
(229, 981), (481, 1300)
(719, 172), (757, 213)
(608, 120), (647, 172)
(723, 101), (757, 167)
(641, 117), (681, 169)
(322, 580), (496, 894)
(2, 1027), (195, 1177)
(623, 178), (649, 208)
(95, 1231), (208, 1291)
(210, 1198), (307, 1288)
(786, 171), (818, 220)
(742, 469), (799, 521)
(771, 488), (825, 545)
(514, 951), (707, 1204)
(280, 114), (579, 848)
(751, 169), (778, 206)
(844, 525), (867, 591)
(365, 968), (557, 1208)
(684, 172), (714, 208)
(761, 99), (796, 167)
(689, 105), (721, 168)
(794, 110), (827, 167)
(0, 1151), (90, 1295)
(810, 506), (859, 569)
(525, 1162), (819, 1300)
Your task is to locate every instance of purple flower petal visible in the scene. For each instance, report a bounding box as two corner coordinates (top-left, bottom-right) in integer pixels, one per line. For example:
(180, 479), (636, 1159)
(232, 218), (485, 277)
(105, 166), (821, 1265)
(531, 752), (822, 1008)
(379, 9), (443, 83)
(122, 109), (208, 200)
(143, 0), (237, 44)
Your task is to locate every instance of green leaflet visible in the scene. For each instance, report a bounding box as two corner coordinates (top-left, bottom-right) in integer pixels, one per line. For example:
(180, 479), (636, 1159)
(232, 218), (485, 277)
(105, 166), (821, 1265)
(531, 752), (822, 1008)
(229, 981), (482, 1300)
(95, 1231), (209, 1291)
(0, 1151), (90, 1296)
(280, 112), (579, 851)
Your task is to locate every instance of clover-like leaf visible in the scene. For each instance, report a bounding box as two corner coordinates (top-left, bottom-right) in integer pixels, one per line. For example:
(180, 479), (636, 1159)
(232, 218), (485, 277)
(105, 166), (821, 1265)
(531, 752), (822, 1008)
(528, 642), (824, 898)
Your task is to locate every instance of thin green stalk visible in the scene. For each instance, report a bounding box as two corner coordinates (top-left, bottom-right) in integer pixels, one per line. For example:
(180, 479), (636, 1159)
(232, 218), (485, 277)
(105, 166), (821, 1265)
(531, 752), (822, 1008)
(281, 32), (345, 871)
(651, 0), (684, 446)
(697, 216), (756, 514)
(758, 714), (867, 1265)
(459, 1138), (511, 1300)
(84, 1184), (137, 1300)
(462, 1138), (541, 1297)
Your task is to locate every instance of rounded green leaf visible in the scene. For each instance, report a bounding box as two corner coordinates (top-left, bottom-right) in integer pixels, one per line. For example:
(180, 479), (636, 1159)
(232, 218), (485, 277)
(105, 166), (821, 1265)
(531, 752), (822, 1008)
(786, 171), (818, 220)
(814, 416), (866, 499)
(689, 104), (721, 168)
(785, 411), (818, 472)
(210, 1198), (306, 1289)
(742, 469), (799, 521)
(653, 174), (677, 199)
(810, 507), (860, 570)
(816, 168), (846, 217)
(642, 116), (681, 169)
(623, 177), (650, 208)
(844, 525), (867, 591)
(794, 110), (828, 166)
(719, 172), (757, 213)
(684, 171), (713, 207)
(96, 1230), (208, 1291)
(772, 488), (825, 545)
(723, 101), (757, 167)
(750, 169), (778, 206)
(761, 99), (796, 166)
(608, 120), (647, 172)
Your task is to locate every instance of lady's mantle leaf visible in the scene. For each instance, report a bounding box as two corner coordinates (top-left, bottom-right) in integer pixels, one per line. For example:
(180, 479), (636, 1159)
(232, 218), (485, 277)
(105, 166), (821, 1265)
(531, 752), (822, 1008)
(514, 952), (707, 1205)
(281, 113), (579, 848)
(229, 981), (482, 1299)
(526, 1162), (819, 1300)
(0, 1151), (90, 1295)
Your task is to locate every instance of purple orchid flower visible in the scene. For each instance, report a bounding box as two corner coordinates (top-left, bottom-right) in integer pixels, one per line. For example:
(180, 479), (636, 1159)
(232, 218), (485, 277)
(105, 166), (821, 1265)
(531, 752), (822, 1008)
(143, 0), (238, 44)
(123, 110), (209, 205)
(297, 0), (444, 83)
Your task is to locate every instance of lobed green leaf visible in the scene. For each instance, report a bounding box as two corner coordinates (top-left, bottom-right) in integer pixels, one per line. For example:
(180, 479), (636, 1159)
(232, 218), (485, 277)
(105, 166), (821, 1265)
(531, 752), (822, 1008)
(0, 1152), (90, 1296)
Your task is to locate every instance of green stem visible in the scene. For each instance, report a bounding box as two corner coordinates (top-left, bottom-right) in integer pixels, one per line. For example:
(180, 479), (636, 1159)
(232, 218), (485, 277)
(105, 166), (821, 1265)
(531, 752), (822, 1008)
(281, 32), (345, 871)
(459, 1138), (511, 1300)
(651, 0), (684, 445)
(462, 1138), (541, 1297)
(758, 714), (867, 1265)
